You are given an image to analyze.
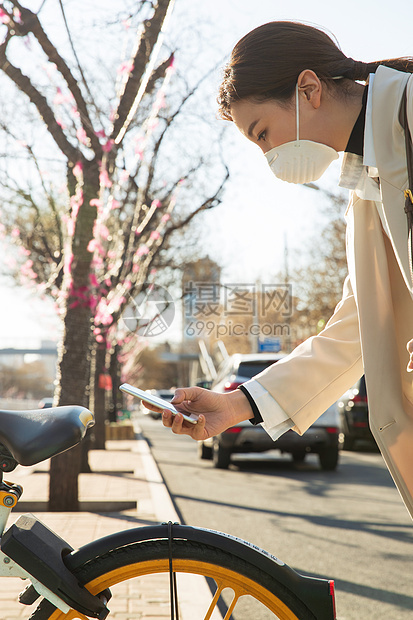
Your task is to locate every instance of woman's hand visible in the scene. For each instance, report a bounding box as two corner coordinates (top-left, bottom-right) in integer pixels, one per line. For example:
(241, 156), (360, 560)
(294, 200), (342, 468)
(161, 387), (253, 441)
(407, 339), (413, 372)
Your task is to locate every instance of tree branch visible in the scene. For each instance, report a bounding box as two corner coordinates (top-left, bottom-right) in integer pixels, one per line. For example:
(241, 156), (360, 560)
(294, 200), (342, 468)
(110, 0), (175, 145)
(9, 0), (102, 156)
(0, 40), (80, 162)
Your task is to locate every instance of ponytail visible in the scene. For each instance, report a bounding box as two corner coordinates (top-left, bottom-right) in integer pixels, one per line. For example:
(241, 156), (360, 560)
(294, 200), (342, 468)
(218, 21), (413, 120)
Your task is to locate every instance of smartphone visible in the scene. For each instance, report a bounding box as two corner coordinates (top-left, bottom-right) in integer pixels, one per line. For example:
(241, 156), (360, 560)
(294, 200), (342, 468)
(119, 383), (198, 425)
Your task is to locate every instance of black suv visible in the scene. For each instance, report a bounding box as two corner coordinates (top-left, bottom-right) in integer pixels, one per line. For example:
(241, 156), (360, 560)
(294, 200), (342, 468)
(337, 376), (376, 450)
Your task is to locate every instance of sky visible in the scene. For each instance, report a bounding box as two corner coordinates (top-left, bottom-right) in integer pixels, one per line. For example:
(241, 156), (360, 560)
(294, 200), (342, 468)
(0, 0), (412, 346)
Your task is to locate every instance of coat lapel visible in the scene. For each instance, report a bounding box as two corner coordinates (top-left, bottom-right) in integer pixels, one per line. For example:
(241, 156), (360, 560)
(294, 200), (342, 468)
(372, 66), (413, 294)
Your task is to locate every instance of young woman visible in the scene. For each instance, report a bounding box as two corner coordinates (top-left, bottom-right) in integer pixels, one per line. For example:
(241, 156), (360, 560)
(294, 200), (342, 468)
(160, 21), (413, 518)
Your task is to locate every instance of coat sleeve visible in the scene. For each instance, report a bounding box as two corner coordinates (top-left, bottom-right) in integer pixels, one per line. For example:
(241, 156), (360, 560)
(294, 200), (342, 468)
(251, 275), (363, 435)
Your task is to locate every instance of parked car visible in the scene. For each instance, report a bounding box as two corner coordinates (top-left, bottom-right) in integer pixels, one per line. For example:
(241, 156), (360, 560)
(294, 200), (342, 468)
(337, 375), (376, 450)
(38, 397), (53, 409)
(199, 353), (340, 471)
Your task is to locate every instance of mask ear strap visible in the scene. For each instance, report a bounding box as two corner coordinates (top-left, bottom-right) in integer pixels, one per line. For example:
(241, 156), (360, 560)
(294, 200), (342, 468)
(295, 84), (300, 141)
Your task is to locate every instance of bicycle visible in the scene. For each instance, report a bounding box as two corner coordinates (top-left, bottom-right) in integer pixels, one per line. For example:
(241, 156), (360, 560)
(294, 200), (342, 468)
(0, 404), (337, 619)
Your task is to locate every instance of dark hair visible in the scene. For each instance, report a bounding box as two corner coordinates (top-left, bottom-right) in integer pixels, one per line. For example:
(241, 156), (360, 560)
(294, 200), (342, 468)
(218, 21), (413, 120)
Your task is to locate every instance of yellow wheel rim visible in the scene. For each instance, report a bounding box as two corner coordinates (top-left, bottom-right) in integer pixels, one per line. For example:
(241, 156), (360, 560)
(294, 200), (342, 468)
(47, 558), (300, 619)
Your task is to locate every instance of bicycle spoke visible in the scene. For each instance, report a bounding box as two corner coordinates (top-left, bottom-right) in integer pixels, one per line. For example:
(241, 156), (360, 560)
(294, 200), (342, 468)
(203, 583), (224, 620)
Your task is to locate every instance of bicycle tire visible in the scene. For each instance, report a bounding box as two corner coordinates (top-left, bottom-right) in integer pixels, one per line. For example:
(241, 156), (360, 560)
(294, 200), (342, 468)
(29, 537), (317, 620)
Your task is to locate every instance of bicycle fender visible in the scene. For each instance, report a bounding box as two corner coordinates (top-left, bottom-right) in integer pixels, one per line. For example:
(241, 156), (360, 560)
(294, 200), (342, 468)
(1, 514), (109, 619)
(65, 522), (335, 620)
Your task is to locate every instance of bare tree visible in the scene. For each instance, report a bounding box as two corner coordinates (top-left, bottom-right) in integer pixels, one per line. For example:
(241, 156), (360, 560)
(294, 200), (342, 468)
(0, 0), (228, 509)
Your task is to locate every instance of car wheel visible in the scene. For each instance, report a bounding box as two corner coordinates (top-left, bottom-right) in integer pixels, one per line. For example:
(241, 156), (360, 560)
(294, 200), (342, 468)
(292, 451), (306, 463)
(342, 435), (355, 451)
(318, 446), (339, 471)
(198, 442), (213, 460)
(212, 439), (231, 469)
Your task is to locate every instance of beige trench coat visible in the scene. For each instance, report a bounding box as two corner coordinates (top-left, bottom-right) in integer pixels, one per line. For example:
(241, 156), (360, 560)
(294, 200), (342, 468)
(254, 65), (413, 518)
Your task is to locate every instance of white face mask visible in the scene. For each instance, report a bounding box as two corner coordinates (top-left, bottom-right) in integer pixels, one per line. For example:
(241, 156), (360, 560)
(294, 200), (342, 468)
(264, 84), (339, 184)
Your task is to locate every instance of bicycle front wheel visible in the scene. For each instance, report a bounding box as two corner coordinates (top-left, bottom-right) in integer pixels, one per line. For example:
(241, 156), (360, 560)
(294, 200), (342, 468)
(30, 535), (318, 620)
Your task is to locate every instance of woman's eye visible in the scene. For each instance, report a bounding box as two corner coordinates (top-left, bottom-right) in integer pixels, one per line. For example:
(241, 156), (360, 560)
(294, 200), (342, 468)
(257, 131), (266, 142)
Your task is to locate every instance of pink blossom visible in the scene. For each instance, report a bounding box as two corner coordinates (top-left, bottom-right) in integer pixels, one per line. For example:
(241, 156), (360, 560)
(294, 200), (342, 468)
(87, 237), (105, 256)
(154, 91), (166, 111)
(96, 223), (109, 240)
(136, 245), (149, 257)
(99, 168), (112, 188)
(117, 60), (134, 75)
(67, 219), (75, 237)
(102, 139), (115, 153)
(89, 273), (99, 287)
(148, 118), (159, 132)
(132, 264), (140, 273)
(76, 127), (88, 145)
(89, 295), (99, 310)
(72, 161), (83, 178)
(119, 170), (130, 184)
(64, 252), (74, 275)
(168, 54), (175, 71)
(70, 189), (83, 216)
(0, 9), (10, 24)
(90, 198), (103, 210)
(95, 129), (106, 139)
(54, 88), (66, 106)
(150, 230), (161, 240)
(161, 213), (170, 222)
(151, 199), (161, 209)
(92, 255), (103, 267)
(124, 280), (132, 290)
(56, 119), (67, 129)
(12, 8), (22, 23)
(110, 199), (120, 210)
(21, 259), (37, 280)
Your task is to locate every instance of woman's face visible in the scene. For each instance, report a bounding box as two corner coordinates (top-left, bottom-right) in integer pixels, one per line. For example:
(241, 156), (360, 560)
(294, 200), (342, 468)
(230, 98), (298, 154)
(229, 72), (352, 154)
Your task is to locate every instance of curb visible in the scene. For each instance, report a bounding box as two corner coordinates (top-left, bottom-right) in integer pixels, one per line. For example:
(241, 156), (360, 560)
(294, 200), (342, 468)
(134, 427), (223, 620)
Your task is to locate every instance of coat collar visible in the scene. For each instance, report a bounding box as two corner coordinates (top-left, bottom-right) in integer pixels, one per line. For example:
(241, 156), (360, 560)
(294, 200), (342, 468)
(371, 65), (413, 294)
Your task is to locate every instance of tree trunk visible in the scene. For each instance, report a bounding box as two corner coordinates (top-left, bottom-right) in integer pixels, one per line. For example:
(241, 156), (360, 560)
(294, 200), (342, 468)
(89, 340), (107, 450)
(48, 164), (99, 511)
(108, 344), (121, 423)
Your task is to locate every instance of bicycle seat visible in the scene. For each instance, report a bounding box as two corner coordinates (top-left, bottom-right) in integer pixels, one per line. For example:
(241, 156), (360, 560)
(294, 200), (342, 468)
(0, 406), (94, 466)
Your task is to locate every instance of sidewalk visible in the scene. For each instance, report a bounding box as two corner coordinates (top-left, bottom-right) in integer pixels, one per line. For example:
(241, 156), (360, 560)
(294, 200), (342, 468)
(0, 423), (221, 620)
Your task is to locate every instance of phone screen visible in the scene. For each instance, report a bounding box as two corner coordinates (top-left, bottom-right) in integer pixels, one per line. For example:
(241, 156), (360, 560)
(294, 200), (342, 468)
(119, 383), (198, 425)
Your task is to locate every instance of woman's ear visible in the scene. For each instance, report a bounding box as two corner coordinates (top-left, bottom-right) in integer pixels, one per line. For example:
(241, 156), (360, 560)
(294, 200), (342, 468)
(297, 70), (322, 109)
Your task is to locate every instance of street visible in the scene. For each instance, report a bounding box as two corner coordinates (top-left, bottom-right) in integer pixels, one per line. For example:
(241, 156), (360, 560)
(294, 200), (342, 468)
(139, 414), (413, 620)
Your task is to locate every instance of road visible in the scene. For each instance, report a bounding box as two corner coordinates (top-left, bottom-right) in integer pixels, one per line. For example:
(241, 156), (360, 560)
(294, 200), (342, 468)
(138, 413), (413, 620)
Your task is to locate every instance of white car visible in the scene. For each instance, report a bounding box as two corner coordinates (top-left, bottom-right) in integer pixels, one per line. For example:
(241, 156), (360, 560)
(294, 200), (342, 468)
(199, 353), (340, 470)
